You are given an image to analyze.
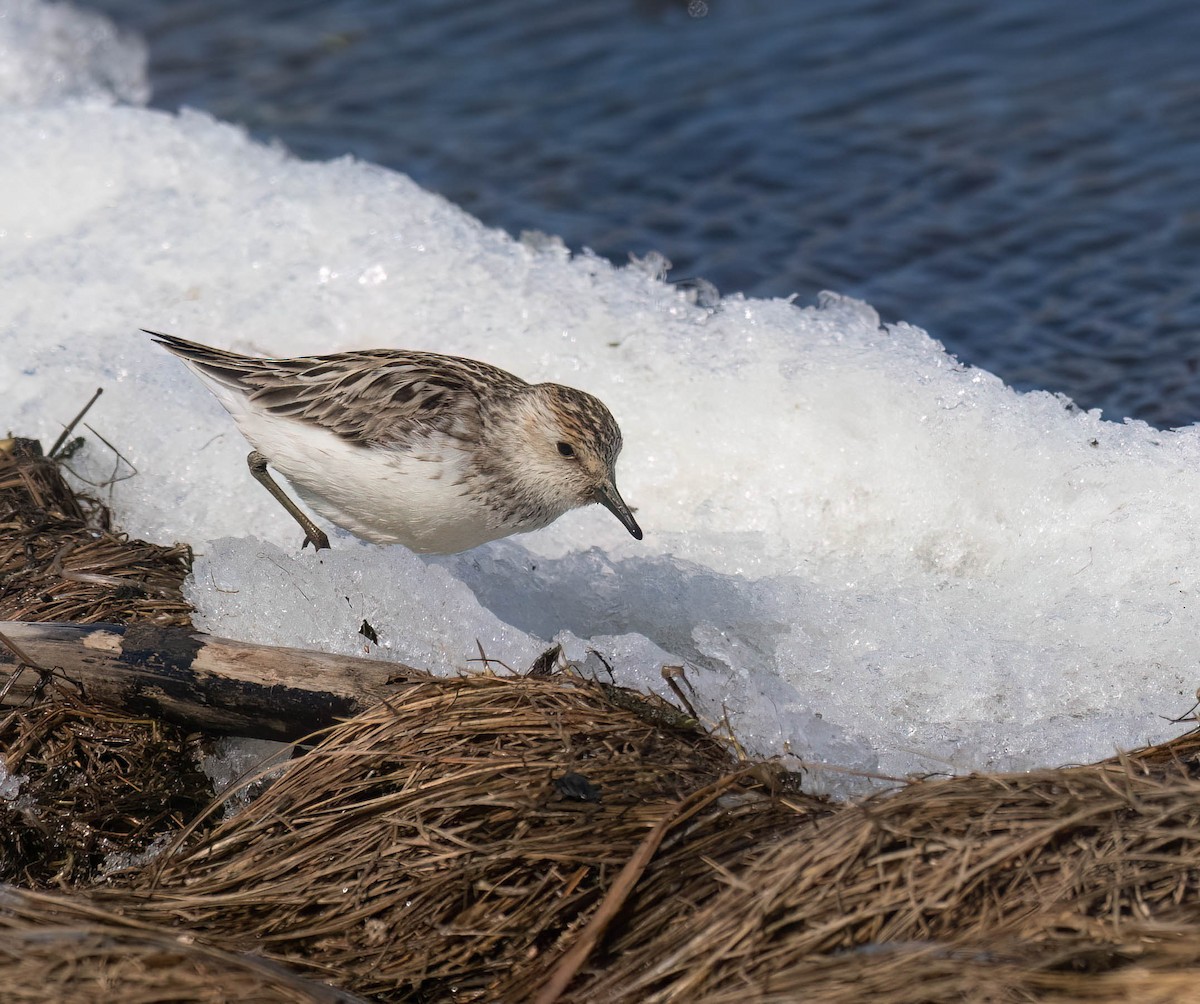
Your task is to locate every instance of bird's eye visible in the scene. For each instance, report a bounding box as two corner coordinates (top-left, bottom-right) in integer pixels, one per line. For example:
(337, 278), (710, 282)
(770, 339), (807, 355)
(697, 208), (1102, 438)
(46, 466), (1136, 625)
(557, 442), (576, 458)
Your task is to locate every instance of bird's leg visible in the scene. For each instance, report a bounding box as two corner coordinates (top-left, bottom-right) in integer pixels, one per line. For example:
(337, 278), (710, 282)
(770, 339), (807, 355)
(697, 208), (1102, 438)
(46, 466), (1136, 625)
(246, 450), (331, 551)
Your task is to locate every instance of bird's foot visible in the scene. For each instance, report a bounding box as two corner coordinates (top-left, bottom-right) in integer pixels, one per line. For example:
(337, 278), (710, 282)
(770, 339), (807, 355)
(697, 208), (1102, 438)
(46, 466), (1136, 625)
(302, 529), (331, 551)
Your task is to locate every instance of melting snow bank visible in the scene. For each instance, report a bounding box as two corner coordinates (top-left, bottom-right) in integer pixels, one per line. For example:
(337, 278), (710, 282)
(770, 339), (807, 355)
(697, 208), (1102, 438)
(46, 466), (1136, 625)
(0, 0), (147, 108)
(4, 3), (1200, 795)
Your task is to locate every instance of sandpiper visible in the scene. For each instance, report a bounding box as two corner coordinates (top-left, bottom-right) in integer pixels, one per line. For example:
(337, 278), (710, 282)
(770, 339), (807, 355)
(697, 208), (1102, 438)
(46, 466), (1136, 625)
(150, 331), (642, 553)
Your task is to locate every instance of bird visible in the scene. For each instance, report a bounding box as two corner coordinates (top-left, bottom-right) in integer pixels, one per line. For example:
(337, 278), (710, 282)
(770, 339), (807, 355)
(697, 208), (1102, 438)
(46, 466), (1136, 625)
(148, 330), (643, 553)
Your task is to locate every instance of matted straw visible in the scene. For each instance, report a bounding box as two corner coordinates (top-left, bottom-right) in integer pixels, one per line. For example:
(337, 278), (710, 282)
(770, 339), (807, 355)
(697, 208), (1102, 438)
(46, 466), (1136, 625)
(0, 886), (370, 1003)
(0, 437), (211, 888)
(577, 730), (1200, 1002)
(123, 675), (820, 1001)
(0, 437), (192, 626)
(0, 686), (215, 888)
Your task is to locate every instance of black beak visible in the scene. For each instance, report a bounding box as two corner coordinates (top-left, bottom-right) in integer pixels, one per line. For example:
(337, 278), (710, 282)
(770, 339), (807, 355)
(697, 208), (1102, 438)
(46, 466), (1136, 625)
(594, 480), (643, 540)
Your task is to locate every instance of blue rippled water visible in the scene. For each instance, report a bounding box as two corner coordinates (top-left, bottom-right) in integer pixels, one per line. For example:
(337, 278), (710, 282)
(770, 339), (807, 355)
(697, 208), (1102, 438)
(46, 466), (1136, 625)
(88, 0), (1200, 427)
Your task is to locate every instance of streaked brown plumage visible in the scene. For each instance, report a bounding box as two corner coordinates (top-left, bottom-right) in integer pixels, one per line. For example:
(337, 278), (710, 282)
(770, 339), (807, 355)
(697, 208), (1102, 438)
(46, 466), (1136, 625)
(149, 330), (642, 552)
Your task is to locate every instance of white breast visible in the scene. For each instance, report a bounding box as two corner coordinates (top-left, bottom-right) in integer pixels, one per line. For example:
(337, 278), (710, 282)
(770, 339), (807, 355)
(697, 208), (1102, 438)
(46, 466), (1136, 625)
(233, 408), (509, 553)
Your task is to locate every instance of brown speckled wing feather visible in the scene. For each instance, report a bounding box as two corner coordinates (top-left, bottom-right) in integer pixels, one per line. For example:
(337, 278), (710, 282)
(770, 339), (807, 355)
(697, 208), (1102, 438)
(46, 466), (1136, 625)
(149, 331), (528, 447)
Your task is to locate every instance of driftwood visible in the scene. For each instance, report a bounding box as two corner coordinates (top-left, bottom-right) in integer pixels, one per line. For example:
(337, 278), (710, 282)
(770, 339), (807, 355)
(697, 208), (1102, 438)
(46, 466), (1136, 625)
(0, 621), (420, 741)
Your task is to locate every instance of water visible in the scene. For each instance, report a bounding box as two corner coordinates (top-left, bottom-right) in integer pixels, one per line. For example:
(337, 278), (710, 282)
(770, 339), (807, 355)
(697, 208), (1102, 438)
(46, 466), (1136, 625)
(83, 0), (1200, 428)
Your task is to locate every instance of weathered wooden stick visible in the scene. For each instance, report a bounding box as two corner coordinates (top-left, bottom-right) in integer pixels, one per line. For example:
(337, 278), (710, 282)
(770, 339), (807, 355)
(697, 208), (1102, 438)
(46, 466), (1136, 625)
(0, 621), (423, 741)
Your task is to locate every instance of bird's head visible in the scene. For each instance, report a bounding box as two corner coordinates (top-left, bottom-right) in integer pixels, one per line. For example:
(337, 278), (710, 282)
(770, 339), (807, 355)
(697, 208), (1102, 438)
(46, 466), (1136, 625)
(495, 382), (642, 540)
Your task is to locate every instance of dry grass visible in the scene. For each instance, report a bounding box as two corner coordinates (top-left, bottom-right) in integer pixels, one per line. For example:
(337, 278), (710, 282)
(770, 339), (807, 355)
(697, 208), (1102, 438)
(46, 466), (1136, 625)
(0, 689), (214, 887)
(0, 436), (214, 888)
(87, 695), (1200, 1004)
(119, 675), (819, 1001)
(0, 887), (370, 1003)
(578, 733), (1200, 1003)
(0, 436), (192, 625)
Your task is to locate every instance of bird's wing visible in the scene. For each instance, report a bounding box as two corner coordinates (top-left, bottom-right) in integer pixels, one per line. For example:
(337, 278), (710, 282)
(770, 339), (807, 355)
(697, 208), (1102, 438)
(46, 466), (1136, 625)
(148, 330), (525, 447)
